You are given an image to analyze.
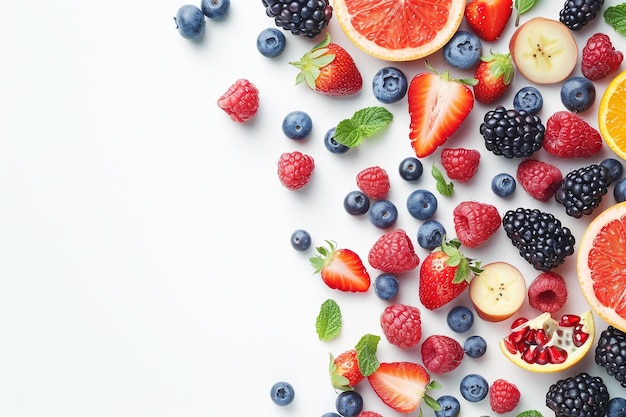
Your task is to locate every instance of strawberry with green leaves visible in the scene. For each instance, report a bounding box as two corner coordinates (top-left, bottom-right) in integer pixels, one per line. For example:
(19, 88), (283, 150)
(464, 0), (513, 41)
(330, 349), (364, 391)
(310, 241), (370, 292)
(473, 52), (515, 104)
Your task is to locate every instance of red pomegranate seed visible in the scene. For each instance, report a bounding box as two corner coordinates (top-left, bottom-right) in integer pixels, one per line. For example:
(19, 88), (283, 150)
(547, 345), (567, 364)
(534, 347), (549, 365)
(559, 314), (581, 327)
(522, 346), (536, 363)
(574, 326), (590, 347)
(511, 317), (529, 329)
(533, 329), (549, 347)
(503, 337), (518, 354)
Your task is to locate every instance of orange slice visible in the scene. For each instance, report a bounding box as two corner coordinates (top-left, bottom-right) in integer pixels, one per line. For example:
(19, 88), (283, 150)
(599, 70), (626, 160)
(333, 0), (466, 62)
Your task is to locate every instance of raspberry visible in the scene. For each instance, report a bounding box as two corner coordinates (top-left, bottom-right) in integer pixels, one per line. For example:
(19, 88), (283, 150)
(356, 166), (390, 199)
(543, 111), (603, 158)
(277, 151), (315, 190)
(489, 379), (520, 414)
(453, 201), (501, 248)
(527, 272), (568, 313)
(581, 33), (624, 81)
(440, 148), (481, 182)
(516, 159), (563, 202)
(368, 229), (420, 273)
(420, 334), (464, 374)
(380, 304), (422, 349)
(217, 79), (260, 122)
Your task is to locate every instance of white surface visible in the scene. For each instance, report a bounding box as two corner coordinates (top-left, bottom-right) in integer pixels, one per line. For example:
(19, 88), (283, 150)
(2, 1), (626, 416)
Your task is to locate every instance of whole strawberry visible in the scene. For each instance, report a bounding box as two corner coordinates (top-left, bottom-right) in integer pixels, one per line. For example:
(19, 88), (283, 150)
(543, 111), (603, 158)
(356, 166), (390, 199)
(310, 240), (370, 292)
(290, 33), (362, 96)
(330, 349), (364, 391)
(368, 229), (420, 274)
(581, 32), (624, 81)
(453, 201), (501, 248)
(420, 334), (464, 374)
(277, 151), (315, 190)
(217, 79), (259, 122)
(473, 52), (514, 104)
(465, 0), (513, 41)
(440, 148), (480, 183)
(380, 304), (422, 349)
(489, 378), (520, 414)
(516, 159), (563, 202)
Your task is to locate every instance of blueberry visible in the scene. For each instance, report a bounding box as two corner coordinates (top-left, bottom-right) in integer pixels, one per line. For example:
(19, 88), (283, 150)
(615, 178), (626, 203)
(406, 189), (437, 220)
(560, 76), (596, 113)
(324, 127), (349, 154)
(368, 200), (398, 229)
(374, 273), (400, 300)
(282, 111), (313, 140)
(335, 391), (363, 417)
(321, 414), (342, 417)
(491, 173), (516, 198)
(417, 220), (446, 250)
(257, 27), (287, 58)
(174, 5), (206, 40)
(513, 86), (543, 115)
(434, 395), (461, 417)
(399, 157), (423, 181)
(201, 0), (229, 19)
(344, 190), (370, 215)
(463, 335), (487, 358)
(606, 397), (626, 417)
(442, 31), (482, 69)
(447, 306), (474, 333)
(372, 67), (408, 104)
(601, 157), (623, 183)
(290, 229), (311, 251)
(270, 381), (295, 406)
(459, 373), (489, 402)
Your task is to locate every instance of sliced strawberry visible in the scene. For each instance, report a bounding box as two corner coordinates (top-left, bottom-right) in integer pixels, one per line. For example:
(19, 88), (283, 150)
(465, 0), (513, 42)
(310, 241), (370, 292)
(367, 362), (431, 413)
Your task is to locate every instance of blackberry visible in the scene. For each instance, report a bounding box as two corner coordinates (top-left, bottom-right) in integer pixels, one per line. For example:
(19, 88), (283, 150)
(479, 105), (545, 159)
(559, 0), (604, 31)
(262, 0), (333, 39)
(555, 164), (612, 218)
(502, 208), (575, 271)
(595, 326), (626, 388)
(546, 372), (609, 417)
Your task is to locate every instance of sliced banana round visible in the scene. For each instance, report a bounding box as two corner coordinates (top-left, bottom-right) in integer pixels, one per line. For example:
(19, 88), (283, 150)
(469, 262), (526, 322)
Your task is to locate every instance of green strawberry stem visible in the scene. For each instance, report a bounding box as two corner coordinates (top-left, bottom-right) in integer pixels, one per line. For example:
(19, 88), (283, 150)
(290, 33), (336, 90)
(481, 52), (514, 85)
(439, 237), (483, 284)
(424, 61), (478, 87)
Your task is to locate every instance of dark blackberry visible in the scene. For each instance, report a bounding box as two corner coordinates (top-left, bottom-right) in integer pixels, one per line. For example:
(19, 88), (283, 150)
(262, 0), (333, 39)
(546, 372), (609, 417)
(555, 164), (612, 218)
(559, 0), (604, 31)
(595, 326), (626, 388)
(479, 105), (545, 159)
(502, 208), (575, 271)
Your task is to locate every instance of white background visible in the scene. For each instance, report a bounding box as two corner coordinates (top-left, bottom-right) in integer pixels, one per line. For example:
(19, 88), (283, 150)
(2, 1), (626, 416)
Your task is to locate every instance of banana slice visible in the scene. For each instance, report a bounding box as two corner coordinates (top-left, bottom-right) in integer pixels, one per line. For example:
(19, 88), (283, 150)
(469, 262), (526, 322)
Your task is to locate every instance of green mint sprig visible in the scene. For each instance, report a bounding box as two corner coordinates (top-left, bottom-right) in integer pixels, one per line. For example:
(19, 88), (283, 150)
(355, 333), (380, 376)
(514, 0), (538, 26)
(315, 299), (342, 341)
(605, 3), (626, 36)
(334, 106), (393, 148)
(432, 163), (454, 196)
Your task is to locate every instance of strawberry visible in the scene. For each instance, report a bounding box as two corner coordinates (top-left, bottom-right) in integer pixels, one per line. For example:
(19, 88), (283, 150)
(408, 65), (476, 158)
(581, 32), (624, 81)
(464, 0), (513, 42)
(453, 201), (501, 248)
(217, 78), (259, 122)
(290, 33), (362, 96)
(356, 412), (382, 417)
(310, 241), (370, 292)
(516, 159), (563, 202)
(330, 349), (364, 391)
(277, 151), (315, 190)
(418, 238), (482, 311)
(420, 334), (464, 374)
(380, 304), (422, 349)
(473, 52), (514, 104)
(368, 229), (420, 274)
(543, 111), (603, 158)
(356, 166), (390, 199)
(489, 379), (520, 414)
(440, 148), (481, 182)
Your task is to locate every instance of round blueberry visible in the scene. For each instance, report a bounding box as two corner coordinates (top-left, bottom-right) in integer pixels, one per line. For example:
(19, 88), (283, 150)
(491, 173), (516, 198)
(374, 273), (400, 300)
(417, 220), (446, 250)
(399, 157), (423, 181)
(442, 30), (482, 69)
(435, 395), (461, 417)
(513, 86), (543, 115)
(368, 199), (398, 229)
(606, 397), (626, 417)
(463, 335), (487, 358)
(615, 178), (626, 203)
(560, 76), (596, 113)
(321, 414), (342, 417)
(447, 306), (474, 333)
(282, 111), (313, 140)
(324, 127), (349, 154)
(174, 5), (206, 40)
(270, 381), (295, 406)
(201, 0), (229, 19)
(406, 189), (437, 220)
(257, 27), (287, 58)
(335, 391), (363, 417)
(372, 67), (408, 104)
(459, 374), (489, 402)
(344, 190), (370, 215)
(601, 157), (623, 183)
(290, 229), (311, 251)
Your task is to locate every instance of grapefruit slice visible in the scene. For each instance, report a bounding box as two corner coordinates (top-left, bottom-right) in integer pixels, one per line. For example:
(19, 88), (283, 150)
(577, 202), (626, 332)
(333, 0), (466, 61)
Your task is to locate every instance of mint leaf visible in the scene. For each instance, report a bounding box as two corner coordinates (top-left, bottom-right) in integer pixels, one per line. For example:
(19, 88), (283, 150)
(431, 164), (454, 196)
(514, 0), (538, 26)
(334, 106), (393, 147)
(516, 411), (543, 417)
(605, 4), (626, 36)
(355, 334), (380, 376)
(316, 299), (342, 341)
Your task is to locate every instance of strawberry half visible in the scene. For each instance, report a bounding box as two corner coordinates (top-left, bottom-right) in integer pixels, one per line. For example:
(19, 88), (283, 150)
(310, 241), (370, 292)
(464, 0), (513, 42)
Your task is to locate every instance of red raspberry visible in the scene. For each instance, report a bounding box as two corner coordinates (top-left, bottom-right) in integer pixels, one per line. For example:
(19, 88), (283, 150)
(440, 148), (481, 182)
(380, 304), (422, 349)
(581, 33), (624, 81)
(368, 229), (420, 273)
(356, 166), (390, 199)
(543, 111), (603, 158)
(527, 271), (568, 313)
(516, 159), (563, 202)
(453, 201), (501, 248)
(217, 79), (259, 122)
(277, 151), (315, 190)
(420, 334), (463, 374)
(489, 379), (520, 414)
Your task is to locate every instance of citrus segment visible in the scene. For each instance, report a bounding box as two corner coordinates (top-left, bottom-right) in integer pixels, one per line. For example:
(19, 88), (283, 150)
(333, 0), (466, 61)
(599, 70), (626, 160)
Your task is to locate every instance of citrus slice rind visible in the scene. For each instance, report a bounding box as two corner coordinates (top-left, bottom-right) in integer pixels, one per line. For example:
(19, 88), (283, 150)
(599, 70), (626, 160)
(333, 0), (466, 62)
